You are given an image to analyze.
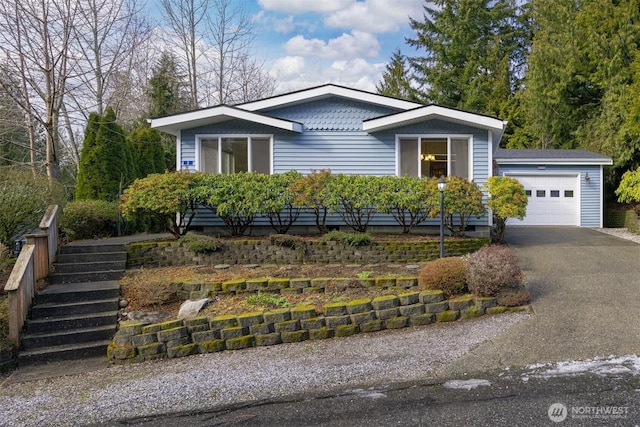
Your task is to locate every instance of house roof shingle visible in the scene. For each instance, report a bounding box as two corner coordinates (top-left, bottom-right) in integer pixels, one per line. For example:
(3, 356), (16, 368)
(495, 148), (613, 165)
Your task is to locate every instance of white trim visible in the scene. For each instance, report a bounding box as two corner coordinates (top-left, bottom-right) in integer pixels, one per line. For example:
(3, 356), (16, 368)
(239, 84), (420, 112)
(151, 105), (303, 135)
(599, 165), (604, 227)
(195, 134), (273, 174)
(396, 134), (473, 179)
(363, 105), (507, 133)
(504, 172), (581, 226)
(496, 158), (612, 166)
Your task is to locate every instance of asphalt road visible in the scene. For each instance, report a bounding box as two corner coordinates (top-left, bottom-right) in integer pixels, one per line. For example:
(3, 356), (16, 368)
(98, 364), (640, 427)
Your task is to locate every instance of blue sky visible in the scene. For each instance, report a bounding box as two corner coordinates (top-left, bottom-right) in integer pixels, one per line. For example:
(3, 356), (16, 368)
(150, 0), (427, 95)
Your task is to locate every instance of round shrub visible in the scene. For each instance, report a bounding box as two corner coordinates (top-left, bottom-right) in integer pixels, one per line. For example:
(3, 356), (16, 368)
(62, 200), (118, 241)
(418, 256), (467, 298)
(465, 245), (523, 297)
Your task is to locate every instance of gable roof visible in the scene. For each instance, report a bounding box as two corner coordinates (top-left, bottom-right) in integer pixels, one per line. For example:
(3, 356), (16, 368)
(363, 105), (507, 133)
(495, 148), (613, 165)
(237, 84), (421, 112)
(150, 105), (303, 136)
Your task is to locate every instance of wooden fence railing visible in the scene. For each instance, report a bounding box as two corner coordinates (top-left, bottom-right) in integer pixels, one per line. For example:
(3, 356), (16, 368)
(3, 205), (59, 347)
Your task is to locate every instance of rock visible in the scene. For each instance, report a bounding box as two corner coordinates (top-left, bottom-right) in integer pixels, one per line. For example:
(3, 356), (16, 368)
(126, 310), (172, 324)
(119, 299), (129, 308)
(214, 264), (230, 269)
(178, 298), (212, 320)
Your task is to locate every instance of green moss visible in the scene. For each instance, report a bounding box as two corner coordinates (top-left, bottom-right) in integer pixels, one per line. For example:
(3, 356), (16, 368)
(371, 295), (399, 310)
(384, 316), (408, 329)
(461, 306), (485, 319)
(419, 290), (444, 304)
(310, 278), (332, 287)
(268, 278), (290, 290)
(335, 324), (359, 337)
(448, 295), (474, 311)
(225, 335), (256, 350)
(281, 330), (309, 343)
(210, 315), (238, 330)
(345, 298), (373, 314)
(136, 342), (166, 358)
(375, 277), (396, 288)
(263, 308), (291, 324)
(237, 311), (265, 327)
(485, 306), (509, 315)
(323, 302), (347, 317)
(474, 297), (498, 310)
(309, 327), (334, 340)
(221, 279), (246, 293)
(409, 313), (435, 326)
(255, 333), (282, 346)
(397, 292), (420, 306)
(198, 339), (226, 353)
(141, 320), (184, 334)
(167, 343), (199, 358)
(290, 305), (317, 320)
(436, 310), (460, 322)
(246, 278), (269, 291)
(395, 277), (418, 287)
(359, 319), (384, 333)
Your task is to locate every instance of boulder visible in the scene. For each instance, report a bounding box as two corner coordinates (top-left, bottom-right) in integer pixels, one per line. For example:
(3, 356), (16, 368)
(178, 298), (212, 320)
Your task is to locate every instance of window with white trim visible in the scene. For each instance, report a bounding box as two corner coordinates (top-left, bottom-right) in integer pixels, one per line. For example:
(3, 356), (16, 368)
(199, 136), (271, 174)
(398, 136), (470, 179)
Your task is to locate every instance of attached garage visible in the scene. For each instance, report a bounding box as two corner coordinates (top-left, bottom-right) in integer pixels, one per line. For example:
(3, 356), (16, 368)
(494, 149), (613, 227)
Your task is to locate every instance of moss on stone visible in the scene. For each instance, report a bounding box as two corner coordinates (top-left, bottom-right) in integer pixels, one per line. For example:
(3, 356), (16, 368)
(375, 307), (400, 320)
(274, 319), (300, 333)
(397, 292), (420, 306)
(281, 330), (309, 343)
(210, 315), (238, 330)
(221, 279), (246, 293)
(486, 306), (509, 315)
(359, 319), (384, 333)
(290, 305), (317, 320)
(157, 327), (188, 343)
(192, 330), (219, 343)
(245, 278), (269, 291)
(290, 278), (311, 289)
(310, 278), (332, 287)
(424, 301), (449, 313)
(436, 310), (460, 322)
(395, 277), (418, 288)
(141, 319), (184, 335)
(461, 305), (485, 319)
(309, 327), (334, 340)
(167, 343), (199, 359)
(384, 316), (408, 329)
(255, 333), (282, 346)
(474, 297), (498, 310)
(302, 286), (323, 294)
(324, 315), (351, 328)
(267, 278), (290, 290)
(263, 308), (291, 324)
(448, 295), (474, 311)
(220, 326), (249, 340)
(225, 335), (256, 350)
(131, 333), (158, 346)
(323, 302), (347, 317)
(409, 312), (435, 326)
(350, 311), (376, 325)
(108, 344), (137, 360)
(371, 295), (399, 310)
(249, 323), (273, 335)
(183, 316), (209, 328)
(345, 298), (373, 314)
(198, 339), (226, 353)
(399, 303), (425, 317)
(137, 342), (166, 358)
(335, 324), (359, 337)
(419, 290), (444, 304)
(374, 277), (396, 288)
(301, 317), (325, 330)
(237, 311), (265, 327)
(118, 321), (143, 336)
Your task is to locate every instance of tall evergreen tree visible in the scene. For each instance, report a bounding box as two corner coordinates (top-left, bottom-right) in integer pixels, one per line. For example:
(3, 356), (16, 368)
(127, 123), (167, 178)
(76, 108), (135, 201)
(148, 51), (192, 117)
(376, 49), (421, 101)
(406, 0), (529, 119)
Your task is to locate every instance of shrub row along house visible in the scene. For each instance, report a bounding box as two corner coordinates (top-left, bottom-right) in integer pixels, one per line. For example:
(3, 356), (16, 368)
(150, 84), (612, 235)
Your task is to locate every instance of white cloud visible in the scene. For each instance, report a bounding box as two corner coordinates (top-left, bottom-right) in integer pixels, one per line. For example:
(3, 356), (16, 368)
(257, 0), (352, 14)
(324, 0), (424, 33)
(269, 56), (306, 79)
(284, 30), (380, 59)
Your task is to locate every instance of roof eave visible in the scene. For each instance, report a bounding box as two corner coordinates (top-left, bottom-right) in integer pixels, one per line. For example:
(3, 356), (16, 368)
(495, 158), (614, 166)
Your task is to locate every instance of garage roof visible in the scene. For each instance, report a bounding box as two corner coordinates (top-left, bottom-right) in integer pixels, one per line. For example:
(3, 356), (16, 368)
(495, 149), (613, 165)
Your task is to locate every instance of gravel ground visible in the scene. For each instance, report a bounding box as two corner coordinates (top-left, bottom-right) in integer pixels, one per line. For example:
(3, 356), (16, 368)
(0, 313), (528, 427)
(594, 227), (640, 244)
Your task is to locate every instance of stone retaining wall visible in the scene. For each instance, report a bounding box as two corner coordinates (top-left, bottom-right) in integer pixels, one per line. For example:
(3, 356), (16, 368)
(108, 289), (525, 364)
(0, 348), (16, 372)
(126, 238), (489, 268)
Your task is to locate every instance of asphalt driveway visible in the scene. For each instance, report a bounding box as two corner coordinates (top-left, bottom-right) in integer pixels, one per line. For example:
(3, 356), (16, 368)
(439, 226), (640, 376)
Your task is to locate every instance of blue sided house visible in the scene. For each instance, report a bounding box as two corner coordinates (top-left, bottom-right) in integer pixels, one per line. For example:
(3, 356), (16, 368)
(150, 84), (612, 234)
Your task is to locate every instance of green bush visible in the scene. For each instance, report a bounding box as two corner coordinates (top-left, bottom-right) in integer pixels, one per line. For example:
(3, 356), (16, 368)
(418, 257), (467, 298)
(246, 293), (290, 308)
(179, 233), (220, 254)
(322, 230), (373, 246)
(465, 245), (523, 297)
(270, 234), (305, 250)
(62, 200), (118, 241)
(0, 295), (14, 353)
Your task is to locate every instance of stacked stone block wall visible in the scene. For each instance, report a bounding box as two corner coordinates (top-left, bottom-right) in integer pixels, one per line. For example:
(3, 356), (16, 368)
(126, 238), (489, 268)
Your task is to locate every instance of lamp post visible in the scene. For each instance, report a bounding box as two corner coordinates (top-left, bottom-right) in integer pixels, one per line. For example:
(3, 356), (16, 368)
(437, 177), (446, 258)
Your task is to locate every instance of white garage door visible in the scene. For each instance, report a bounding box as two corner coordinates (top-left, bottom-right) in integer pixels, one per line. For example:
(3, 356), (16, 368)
(508, 175), (579, 226)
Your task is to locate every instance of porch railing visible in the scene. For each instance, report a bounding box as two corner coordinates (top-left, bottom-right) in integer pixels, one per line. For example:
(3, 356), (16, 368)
(3, 205), (59, 347)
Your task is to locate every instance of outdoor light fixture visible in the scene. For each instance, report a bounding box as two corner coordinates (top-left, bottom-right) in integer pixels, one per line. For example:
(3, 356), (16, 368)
(438, 177), (446, 258)
(584, 172), (591, 183)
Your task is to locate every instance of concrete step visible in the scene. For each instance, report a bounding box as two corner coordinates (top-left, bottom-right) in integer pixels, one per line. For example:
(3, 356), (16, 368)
(25, 311), (119, 334)
(18, 340), (113, 366)
(57, 251), (127, 264)
(36, 281), (120, 304)
(59, 244), (125, 254)
(54, 260), (127, 274)
(21, 325), (117, 351)
(30, 298), (119, 319)
(49, 270), (124, 285)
